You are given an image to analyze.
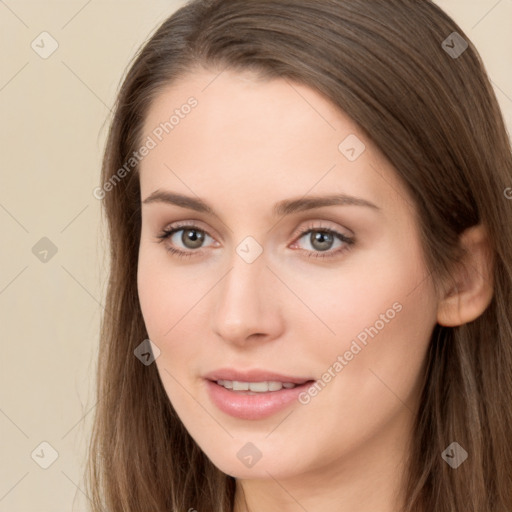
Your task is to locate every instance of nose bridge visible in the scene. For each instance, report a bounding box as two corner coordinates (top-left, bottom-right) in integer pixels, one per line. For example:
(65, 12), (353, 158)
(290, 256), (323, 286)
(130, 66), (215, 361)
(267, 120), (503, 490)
(219, 248), (266, 319)
(212, 243), (278, 342)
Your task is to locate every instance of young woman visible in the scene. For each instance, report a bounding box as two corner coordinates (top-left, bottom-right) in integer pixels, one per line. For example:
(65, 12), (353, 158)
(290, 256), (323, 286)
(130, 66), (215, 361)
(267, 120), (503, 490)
(86, 1), (512, 511)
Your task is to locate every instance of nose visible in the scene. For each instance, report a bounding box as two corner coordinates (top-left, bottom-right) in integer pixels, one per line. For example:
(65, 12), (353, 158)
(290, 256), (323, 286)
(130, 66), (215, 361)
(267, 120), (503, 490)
(211, 249), (284, 347)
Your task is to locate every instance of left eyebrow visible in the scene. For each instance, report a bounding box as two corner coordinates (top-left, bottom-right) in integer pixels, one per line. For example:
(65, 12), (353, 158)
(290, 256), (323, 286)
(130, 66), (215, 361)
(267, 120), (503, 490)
(273, 194), (380, 216)
(141, 190), (381, 218)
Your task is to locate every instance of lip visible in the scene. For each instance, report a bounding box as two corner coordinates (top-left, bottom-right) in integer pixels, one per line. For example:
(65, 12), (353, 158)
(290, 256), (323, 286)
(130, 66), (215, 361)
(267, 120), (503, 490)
(203, 368), (315, 420)
(203, 368), (313, 385)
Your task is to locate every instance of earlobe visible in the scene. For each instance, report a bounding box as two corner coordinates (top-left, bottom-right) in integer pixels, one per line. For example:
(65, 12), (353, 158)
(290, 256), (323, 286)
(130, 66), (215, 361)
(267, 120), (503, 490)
(436, 224), (494, 327)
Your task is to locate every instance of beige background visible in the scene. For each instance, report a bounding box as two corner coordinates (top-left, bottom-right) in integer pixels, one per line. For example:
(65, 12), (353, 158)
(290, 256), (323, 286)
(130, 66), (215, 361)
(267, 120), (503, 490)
(0, 1), (511, 510)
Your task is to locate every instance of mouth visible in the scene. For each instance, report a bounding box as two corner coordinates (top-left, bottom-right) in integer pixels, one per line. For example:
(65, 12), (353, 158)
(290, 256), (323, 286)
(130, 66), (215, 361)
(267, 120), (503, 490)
(204, 377), (316, 420)
(212, 379), (311, 394)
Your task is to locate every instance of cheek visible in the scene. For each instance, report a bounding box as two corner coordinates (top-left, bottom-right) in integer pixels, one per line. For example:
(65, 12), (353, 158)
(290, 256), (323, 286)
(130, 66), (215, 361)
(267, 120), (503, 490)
(308, 237), (437, 419)
(137, 260), (168, 338)
(287, 235), (434, 354)
(302, 225), (435, 371)
(137, 244), (201, 338)
(137, 256), (200, 410)
(137, 248), (210, 381)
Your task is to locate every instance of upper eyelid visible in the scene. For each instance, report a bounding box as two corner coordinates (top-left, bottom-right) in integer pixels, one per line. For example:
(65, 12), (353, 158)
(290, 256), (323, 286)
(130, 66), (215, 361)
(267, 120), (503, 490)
(161, 221), (216, 239)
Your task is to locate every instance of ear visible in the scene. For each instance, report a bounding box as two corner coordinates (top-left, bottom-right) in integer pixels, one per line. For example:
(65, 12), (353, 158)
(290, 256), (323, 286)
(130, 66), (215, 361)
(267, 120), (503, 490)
(437, 224), (494, 327)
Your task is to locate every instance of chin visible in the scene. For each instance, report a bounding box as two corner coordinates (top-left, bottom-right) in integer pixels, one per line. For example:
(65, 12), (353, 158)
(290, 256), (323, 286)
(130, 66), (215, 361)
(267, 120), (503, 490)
(200, 439), (304, 480)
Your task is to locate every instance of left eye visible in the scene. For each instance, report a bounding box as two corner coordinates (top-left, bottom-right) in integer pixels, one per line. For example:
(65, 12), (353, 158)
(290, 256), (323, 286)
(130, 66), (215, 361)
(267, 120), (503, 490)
(290, 227), (355, 259)
(293, 228), (350, 253)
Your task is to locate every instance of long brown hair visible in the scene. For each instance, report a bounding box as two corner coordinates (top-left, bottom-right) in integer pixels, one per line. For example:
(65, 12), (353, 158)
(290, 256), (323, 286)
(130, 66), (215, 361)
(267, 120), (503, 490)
(86, 1), (512, 510)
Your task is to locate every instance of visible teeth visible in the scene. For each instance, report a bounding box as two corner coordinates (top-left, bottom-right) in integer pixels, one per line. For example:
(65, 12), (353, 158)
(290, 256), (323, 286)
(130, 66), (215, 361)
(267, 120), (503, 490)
(247, 381), (269, 392)
(232, 381), (250, 391)
(216, 380), (298, 392)
(268, 381), (282, 391)
(217, 379), (232, 389)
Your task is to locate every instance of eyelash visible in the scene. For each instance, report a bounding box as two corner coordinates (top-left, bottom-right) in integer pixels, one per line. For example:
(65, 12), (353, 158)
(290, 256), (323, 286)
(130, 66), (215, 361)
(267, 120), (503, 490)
(155, 222), (355, 260)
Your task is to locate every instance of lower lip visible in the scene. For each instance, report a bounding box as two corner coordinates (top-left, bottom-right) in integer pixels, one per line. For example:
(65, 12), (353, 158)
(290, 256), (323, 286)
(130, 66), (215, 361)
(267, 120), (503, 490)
(204, 379), (314, 420)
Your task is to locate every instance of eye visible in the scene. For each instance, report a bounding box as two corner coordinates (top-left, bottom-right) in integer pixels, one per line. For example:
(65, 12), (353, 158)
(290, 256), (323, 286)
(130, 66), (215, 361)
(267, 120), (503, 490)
(155, 223), (216, 259)
(290, 223), (355, 259)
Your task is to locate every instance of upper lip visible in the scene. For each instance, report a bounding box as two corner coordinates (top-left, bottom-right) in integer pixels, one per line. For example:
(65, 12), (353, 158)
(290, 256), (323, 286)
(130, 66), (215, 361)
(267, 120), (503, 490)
(204, 368), (314, 385)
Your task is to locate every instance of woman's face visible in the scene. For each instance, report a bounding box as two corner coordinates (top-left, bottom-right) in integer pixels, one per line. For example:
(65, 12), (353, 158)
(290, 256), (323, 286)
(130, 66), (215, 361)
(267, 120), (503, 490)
(137, 68), (439, 481)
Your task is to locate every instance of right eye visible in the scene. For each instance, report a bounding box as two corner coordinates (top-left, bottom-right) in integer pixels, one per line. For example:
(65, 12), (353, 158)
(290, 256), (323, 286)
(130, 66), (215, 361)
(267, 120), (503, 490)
(156, 223), (217, 258)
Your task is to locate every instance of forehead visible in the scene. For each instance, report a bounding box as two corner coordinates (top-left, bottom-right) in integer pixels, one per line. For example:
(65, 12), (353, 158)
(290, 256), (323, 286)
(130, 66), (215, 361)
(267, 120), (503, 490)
(143, 67), (355, 146)
(139, 68), (411, 218)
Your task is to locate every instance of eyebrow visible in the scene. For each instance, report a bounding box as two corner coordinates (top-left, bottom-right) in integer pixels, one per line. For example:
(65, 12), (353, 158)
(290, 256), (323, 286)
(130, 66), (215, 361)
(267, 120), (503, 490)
(142, 190), (380, 218)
